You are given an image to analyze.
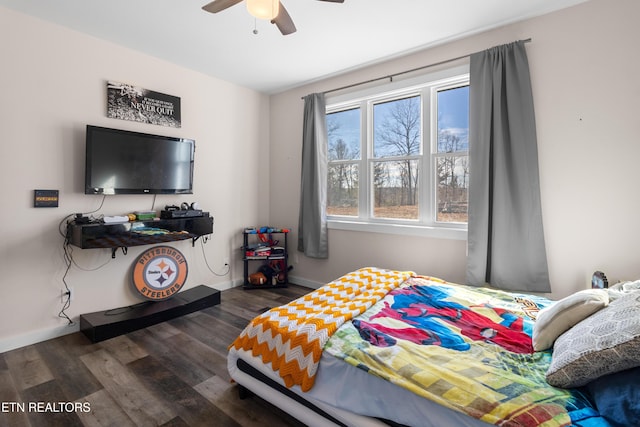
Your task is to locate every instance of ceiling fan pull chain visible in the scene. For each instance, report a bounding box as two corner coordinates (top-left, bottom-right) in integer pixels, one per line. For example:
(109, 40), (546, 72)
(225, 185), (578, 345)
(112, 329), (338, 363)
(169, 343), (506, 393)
(253, 17), (259, 34)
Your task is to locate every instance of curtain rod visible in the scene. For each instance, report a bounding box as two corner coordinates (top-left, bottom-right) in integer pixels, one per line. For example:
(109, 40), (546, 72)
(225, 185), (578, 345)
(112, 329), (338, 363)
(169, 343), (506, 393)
(303, 38), (531, 99)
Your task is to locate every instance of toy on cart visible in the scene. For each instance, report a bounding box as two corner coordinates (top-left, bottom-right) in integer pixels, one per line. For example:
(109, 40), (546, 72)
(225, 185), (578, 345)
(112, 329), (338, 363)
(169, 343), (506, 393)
(242, 227), (291, 288)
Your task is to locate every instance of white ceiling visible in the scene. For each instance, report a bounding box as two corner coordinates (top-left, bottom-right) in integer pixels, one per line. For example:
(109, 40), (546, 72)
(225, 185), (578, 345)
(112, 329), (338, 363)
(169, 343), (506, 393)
(0, 0), (589, 94)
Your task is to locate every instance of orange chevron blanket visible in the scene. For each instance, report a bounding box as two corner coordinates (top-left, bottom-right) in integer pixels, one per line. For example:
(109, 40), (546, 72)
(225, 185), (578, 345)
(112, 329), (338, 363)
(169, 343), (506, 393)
(230, 267), (414, 391)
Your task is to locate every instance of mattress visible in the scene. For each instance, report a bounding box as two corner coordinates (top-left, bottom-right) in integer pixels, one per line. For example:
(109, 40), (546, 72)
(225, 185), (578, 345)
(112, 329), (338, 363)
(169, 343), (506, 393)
(228, 347), (491, 427)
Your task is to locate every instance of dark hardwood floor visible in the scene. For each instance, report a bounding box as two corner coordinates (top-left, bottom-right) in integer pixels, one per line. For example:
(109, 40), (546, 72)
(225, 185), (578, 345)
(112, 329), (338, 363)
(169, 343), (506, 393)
(0, 285), (311, 427)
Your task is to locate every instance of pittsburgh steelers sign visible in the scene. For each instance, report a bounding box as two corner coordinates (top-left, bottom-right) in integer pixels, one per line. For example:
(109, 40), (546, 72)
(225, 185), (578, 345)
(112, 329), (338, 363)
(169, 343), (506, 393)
(132, 246), (188, 300)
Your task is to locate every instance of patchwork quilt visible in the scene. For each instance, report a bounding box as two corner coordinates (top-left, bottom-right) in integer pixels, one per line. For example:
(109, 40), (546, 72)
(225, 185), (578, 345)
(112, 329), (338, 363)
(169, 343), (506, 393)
(324, 276), (606, 427)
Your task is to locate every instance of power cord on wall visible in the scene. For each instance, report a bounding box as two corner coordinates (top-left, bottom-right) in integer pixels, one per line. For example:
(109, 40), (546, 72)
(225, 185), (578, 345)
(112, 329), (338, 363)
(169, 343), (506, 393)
(58, 197), (110, 325)
(200, 236), (230, 277)
(199, 217), (230, 277)
(59, 238), (113, 324)
(59, 239), (74, 324)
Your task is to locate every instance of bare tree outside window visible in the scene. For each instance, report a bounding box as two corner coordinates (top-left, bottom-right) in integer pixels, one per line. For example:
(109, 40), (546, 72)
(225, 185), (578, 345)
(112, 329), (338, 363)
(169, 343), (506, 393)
(373, 96), (421, 219)
(327, 108), (360, 216)
(436, 86), (469, 223)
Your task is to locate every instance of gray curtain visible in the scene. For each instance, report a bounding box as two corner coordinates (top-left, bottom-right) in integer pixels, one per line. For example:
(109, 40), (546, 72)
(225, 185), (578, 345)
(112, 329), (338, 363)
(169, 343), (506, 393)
(298, 93), (328, 258)
(467, 41), (551, 293)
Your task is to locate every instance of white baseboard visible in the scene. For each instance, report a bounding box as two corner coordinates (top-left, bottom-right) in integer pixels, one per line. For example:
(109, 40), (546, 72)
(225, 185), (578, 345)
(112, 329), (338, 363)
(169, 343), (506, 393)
(288, 275), (323, 289)
(0, 278), (314, 353)
(0, 322), (80, 353)
(211, 279), (239, 291)
(225, 276), (321, 290)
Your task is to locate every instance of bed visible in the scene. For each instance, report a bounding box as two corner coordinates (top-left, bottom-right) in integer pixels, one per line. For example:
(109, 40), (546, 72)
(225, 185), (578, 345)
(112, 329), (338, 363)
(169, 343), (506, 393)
(227, 267), (640, 427)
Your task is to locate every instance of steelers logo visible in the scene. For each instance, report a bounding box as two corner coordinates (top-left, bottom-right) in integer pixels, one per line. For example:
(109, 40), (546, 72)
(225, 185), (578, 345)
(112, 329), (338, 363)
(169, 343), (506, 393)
(131, 246), (188, 301)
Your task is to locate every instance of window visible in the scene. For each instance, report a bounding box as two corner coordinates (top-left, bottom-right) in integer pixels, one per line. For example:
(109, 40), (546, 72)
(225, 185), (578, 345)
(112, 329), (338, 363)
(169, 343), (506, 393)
(326, 68), (469, 239)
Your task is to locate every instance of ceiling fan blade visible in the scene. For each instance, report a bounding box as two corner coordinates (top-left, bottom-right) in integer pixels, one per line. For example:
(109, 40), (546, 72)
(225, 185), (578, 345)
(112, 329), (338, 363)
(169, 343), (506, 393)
(317, 0), (345, 2)
(202, 0), (243, 14)
(271, 2), (297, 35)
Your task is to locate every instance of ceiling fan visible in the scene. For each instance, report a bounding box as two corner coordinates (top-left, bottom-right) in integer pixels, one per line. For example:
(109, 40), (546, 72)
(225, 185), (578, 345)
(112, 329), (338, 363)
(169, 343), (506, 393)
(202, 0), (344, 35)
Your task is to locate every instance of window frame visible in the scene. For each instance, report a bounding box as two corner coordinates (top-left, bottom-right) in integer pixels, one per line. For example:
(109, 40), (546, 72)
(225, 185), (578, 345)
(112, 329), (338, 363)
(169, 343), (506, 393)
(325, 65), (470, 240)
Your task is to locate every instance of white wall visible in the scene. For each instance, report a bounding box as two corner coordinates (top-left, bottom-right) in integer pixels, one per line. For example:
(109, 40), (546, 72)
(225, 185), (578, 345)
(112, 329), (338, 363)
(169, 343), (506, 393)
(0, 7), (269, 351)
(270, 0), (640, 298)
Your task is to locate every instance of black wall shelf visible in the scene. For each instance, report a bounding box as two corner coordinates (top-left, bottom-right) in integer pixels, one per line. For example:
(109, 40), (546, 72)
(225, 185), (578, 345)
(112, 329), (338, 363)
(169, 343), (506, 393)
(67, 215), (213, 257)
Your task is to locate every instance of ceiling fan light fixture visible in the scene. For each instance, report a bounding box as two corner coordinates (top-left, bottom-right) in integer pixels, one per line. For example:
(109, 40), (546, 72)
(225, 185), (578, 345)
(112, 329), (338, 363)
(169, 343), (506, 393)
(246, 0), (279, 20)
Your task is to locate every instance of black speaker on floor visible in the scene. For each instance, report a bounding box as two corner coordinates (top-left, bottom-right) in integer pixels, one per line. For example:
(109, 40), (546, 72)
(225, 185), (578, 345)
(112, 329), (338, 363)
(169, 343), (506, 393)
(79, 285), (221, 342)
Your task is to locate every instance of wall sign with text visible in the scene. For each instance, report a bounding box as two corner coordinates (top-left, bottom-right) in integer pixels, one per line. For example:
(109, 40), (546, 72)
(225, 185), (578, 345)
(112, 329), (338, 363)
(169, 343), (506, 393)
(33, 189), (59, 208)
(131, 246), (188, 301)
(107, 81), (181, 128)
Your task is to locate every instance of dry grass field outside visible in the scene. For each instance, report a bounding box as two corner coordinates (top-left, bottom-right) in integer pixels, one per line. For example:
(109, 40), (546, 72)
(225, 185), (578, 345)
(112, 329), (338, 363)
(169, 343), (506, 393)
(327, 205), (468, 223)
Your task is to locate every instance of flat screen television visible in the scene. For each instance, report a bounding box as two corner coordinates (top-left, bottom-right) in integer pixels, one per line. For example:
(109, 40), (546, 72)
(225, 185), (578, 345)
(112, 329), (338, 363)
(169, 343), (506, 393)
(85, 125), (195, 195)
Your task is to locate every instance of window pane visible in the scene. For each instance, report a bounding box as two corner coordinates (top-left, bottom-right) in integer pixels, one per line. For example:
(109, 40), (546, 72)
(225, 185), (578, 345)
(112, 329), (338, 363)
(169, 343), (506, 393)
(327, 108), (360, 161)
(373, 96), (421, 158)
(436, 155), (468, 223)
(437, 86), (468, 223)
(437, 86), (469, 153)
(373, 160), (419, 220)
(327, 108), (360, 217)
(327, 163), (359, 216)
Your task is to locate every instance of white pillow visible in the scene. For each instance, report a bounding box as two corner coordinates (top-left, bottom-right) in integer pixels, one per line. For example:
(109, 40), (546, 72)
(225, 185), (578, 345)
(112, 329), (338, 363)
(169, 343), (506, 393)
(532, 289), (609, 351)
